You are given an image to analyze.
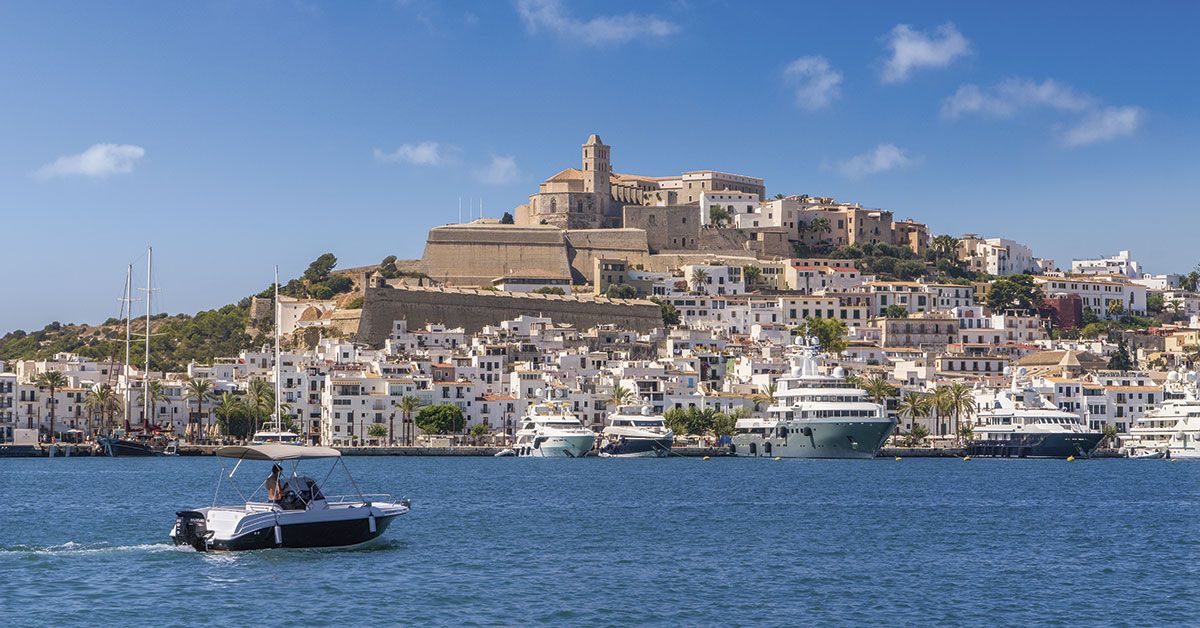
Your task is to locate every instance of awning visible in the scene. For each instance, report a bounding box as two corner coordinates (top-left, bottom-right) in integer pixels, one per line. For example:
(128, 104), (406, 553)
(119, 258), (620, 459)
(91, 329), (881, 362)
(215, 444), (341, 460)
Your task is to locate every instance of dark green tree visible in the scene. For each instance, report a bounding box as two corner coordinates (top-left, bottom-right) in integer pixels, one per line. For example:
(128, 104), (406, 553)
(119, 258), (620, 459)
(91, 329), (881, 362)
(604, 283), (638, 299)
(800, 317), (848, 354)
(500, 212), (514, 224)
(882, 304), (909, 318)
(1107, 337), (1134, 371)
(986, 274), (1044, 315)
(415, 404), (466, 434)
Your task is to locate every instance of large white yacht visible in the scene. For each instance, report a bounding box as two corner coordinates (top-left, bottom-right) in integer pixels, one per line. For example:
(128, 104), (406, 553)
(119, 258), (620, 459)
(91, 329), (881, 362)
(1123, 370), (1200, 458)
(731, 337), (895, 459)
(513, 396), (596, 458)
(598, 404), (673, 457)
(968, 368), (1103, 458)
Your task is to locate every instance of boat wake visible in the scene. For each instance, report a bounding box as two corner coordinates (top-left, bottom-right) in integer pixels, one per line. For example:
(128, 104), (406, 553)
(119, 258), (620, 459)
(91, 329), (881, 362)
(0, 541), (184, 556)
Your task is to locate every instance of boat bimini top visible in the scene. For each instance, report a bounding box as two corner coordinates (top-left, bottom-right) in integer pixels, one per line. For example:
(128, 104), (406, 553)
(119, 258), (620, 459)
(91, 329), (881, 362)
(216, 444), (341, 461)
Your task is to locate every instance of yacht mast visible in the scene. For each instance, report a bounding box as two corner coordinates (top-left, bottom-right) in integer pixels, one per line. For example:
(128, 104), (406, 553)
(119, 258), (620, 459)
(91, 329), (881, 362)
(274, 266), (281, 432)
(143, 246), (152, 432)
(123, 264), (132, 431)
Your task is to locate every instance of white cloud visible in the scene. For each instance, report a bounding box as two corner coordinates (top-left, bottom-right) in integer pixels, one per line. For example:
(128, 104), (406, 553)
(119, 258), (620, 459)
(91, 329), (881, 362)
(516, 0), (679, 46)
(941, 78), (1095, 118)
(1061, 106), (1143, 147)
(373, 141), (446, 165)
(477, 155), (519, 185)
(941, 77), (1142, 147)
(34, 143), (145, 180)
(831, 144), (916, 179)
(882, 23), (970, 83)
(783, 56), (842, 111)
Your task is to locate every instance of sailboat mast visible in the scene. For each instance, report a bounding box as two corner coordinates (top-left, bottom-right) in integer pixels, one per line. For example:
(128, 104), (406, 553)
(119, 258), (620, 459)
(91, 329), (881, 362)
(274, 266), (281, 432)
(123, 264), (132, 430)
(144, 246), (152, 431)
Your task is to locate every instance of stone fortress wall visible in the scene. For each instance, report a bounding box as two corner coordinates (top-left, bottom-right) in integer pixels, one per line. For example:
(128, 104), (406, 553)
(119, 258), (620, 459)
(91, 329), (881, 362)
(355, 285), (663, 346)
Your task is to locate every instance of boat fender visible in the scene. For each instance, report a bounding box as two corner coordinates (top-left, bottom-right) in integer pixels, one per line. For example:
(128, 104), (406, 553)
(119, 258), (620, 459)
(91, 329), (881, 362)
(963, 456), (971, 461)
(369, 513), (377, 534)
(702, 456), (710, 460)
(894, 456), (902, 461)
(773, 456), (781, 461)
(1066, 455), (1075, 462)
(274, 524), (283, 546)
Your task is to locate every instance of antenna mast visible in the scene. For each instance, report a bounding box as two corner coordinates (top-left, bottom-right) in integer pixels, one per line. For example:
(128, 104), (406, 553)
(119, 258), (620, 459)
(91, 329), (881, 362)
(142, 247), (153, 432)
(274, 266), (282, 432)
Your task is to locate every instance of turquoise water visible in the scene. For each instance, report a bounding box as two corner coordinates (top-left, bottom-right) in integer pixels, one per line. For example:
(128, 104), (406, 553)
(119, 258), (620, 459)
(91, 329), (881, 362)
(1, 456), (1196, 626)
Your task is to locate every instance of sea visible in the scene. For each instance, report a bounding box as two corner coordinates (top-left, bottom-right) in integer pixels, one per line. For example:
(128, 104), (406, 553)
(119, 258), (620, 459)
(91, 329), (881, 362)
(0, 456), (1196, 626)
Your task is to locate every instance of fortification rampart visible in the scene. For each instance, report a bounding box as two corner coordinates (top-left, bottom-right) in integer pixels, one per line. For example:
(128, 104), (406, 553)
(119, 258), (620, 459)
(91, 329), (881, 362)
(355, 285), (663, 346)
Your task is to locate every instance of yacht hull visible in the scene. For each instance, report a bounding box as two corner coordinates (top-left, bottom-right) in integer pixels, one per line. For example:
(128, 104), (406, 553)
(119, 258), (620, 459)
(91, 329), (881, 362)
(515, 434), (595, 458)
(598, 436), (673, 458)
(731, 419), (895, 459)
(967, 432), (1104, 459)
(100, 437), (160, 457)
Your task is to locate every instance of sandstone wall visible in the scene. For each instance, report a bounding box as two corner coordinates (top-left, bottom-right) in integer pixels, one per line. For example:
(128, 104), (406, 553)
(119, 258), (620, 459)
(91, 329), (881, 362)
(419, 223), (571, 285)
(356, 285), (663, 346)
(564, 228), (650, 282)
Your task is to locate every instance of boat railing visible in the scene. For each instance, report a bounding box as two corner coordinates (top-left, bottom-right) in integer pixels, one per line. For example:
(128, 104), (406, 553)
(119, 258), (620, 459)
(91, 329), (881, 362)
(324, 493), (397, 505)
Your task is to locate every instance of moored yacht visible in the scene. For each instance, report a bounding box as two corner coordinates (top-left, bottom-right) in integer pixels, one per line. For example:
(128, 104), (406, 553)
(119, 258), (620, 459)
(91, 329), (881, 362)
(598, 404), (673, 457)
(731, 337), (895, 459)
(968, 368), (1103, 458)
(513, 396), (596, 458)
(170, 444), (409, 551)
(1124, 370), (1200, 458)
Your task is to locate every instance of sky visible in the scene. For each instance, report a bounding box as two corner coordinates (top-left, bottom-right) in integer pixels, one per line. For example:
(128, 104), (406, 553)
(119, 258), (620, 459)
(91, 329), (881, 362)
(1, 0), (1197, 332)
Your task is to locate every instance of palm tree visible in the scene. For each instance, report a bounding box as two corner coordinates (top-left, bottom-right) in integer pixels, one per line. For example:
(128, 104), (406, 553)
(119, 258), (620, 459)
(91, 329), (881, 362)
(897, 391), (931, 441)
(806, 217), (832, 244)
(608, 384), (637, 408)
(85, 383), (118, 437)
(742, 265), (762, 291)
(946, 383), (977, 443)
(931, 387), (954, 438)
(184, 378), (214, 440)
(144, 379), (170, 429)
(690, 268), (709, 294)
(861, 376), (898, 407)
(213, 392), (246, 442)
(246, 377), (274, 432)
(931, 234), (959, 261)
(396, 395), (422, 446)
(35, 371), (68, 442)
(751, 383), (777, 412)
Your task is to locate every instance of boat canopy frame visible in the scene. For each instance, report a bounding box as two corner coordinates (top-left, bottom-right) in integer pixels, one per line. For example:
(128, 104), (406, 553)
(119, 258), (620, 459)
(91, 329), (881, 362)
(210, 445), (368, 510)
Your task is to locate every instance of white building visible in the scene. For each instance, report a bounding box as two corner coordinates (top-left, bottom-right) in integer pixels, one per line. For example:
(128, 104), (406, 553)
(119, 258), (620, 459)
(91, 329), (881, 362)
(1033, 275), (1147, 319)
(700, 190), (760, 227)
(957, 235), (1037, 276)
(1071, 250), (1143, 279)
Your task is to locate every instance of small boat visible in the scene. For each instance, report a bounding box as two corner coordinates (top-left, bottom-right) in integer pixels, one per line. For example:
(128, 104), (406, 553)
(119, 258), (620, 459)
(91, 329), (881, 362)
(171, 444), (409, 552)
(99, 432), (176, 457)
(1125, 448), (1165, 460)
(598, 404), (673, 458)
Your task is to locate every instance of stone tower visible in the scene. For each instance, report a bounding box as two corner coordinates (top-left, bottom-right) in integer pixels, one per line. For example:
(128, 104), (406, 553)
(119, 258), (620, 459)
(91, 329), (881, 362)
(582, 134), (611, 198)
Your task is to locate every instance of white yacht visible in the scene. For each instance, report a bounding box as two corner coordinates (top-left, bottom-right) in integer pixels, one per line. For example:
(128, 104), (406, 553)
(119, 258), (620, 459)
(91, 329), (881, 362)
(969, 368), (1103, 458)
(513, 397), (596, 458)
(731, 337), (895, 459)
(1124, 370), (1200, 458)
(598, 404), (673, 457)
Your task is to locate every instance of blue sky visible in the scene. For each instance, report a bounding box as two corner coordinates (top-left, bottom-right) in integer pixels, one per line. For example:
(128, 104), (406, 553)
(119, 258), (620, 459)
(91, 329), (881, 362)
(1, 0), (1197, 332)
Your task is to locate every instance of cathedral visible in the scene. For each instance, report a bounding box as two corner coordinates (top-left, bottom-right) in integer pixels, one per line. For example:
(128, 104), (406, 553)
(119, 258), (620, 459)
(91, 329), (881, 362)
(514, 134), (652, 229)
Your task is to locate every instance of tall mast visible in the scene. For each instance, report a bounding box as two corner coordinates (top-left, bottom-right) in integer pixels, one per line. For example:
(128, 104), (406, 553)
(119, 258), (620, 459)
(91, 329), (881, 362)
(123, 264), (132, 430)
(274, 266), (281, 432)
(144, 246), (152, 431)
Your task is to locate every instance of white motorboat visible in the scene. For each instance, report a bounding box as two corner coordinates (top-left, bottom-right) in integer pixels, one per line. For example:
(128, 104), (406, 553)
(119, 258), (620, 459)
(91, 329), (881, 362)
(170, 444), (409, 551)
(513, 399), (596, 458)
(598, 404), (673, 457)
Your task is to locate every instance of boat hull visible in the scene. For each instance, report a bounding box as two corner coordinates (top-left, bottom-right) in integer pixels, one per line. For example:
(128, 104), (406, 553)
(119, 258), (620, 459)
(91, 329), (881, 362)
(967, 432), (1104, 459)
(100, 437), (160, 457)
(731, 419), (896, 459)
(172, 506), (406, 552)
(515, 434), (595, 458)
(598, 436), (673, 458)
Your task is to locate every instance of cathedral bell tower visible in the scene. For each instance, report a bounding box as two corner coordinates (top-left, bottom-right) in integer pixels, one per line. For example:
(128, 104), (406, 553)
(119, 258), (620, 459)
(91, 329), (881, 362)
(581, 134), (611, 216)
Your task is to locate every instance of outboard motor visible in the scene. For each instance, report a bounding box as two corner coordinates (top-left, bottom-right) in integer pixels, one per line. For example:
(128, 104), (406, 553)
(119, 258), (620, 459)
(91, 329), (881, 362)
(173, 511), (211, 552)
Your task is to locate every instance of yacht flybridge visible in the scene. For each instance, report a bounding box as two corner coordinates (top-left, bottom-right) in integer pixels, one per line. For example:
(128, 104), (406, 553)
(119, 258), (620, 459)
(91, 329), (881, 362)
(170, 444), (409, 551)
(599, 404), (673, 457)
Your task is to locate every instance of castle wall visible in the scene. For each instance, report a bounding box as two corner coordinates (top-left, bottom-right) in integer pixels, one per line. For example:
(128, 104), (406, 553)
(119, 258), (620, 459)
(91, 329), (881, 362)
(355, 286), (663, 346)
(419, 224), (571, 285)
(622, 205), (702, 252)
(564, 229), (650, 282)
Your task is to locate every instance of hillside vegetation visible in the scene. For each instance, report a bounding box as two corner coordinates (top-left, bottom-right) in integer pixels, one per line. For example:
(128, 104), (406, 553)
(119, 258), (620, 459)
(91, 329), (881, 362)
(0, 253), (374, 373)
